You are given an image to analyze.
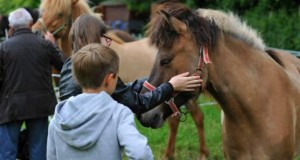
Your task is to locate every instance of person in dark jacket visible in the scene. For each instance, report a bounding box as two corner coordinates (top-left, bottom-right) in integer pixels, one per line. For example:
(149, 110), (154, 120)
(0, 8), (64, 160)
(59, 14), (201, 115)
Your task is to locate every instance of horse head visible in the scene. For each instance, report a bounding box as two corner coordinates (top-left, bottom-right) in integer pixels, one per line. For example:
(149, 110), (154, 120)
(138, 2), (215, 128)
(137, 2), (300, 159)
(32, 0), (95, 57)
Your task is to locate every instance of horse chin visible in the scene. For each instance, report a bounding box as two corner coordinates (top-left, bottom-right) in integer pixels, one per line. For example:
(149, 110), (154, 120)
(149, 113), (165, 129)
(137, 111), (166, 129)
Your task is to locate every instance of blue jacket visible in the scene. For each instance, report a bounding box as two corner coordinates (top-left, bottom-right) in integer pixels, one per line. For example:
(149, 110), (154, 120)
(47, 92), (154, 160)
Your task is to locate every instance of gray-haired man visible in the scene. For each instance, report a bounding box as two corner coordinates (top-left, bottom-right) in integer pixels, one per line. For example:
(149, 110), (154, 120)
(0, 8), (63, 160)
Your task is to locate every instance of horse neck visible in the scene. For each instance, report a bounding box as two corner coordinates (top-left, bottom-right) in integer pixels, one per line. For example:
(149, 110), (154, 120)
(58, 27), (72, 59)
(58, 1), (94, 59)
(109, 38), (157, 83)
(205, 34), (287, 122)
(58, 42), (71, 59)
(110, 38), (156, 53)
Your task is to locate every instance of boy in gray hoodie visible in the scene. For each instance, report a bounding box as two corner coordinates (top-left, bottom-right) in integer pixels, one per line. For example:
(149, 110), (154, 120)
(47, 43), (153, 160)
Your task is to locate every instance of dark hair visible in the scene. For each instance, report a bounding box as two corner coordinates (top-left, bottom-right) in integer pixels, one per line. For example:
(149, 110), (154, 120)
(69, 14), (108, 53)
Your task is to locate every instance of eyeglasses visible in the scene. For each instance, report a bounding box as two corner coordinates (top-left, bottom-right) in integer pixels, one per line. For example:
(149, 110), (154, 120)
(101, 34), (112, 47)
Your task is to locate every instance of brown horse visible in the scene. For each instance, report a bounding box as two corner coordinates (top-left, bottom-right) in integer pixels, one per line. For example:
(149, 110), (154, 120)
(164, 100), (208, 160)
(32, 0), (208, 158)
(31, 0), (151, 83)
(139, 2), (300, 160)
(32, 0), (134, 58)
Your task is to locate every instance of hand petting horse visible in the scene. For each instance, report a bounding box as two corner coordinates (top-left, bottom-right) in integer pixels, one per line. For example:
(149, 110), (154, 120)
(139, 2), (300, 160)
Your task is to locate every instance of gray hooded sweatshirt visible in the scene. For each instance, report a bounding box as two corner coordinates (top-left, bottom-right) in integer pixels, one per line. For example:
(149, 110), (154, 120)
(47, 91), (153, 160)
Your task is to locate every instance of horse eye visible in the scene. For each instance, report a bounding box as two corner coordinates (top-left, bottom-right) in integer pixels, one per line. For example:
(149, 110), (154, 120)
(57, 13), (63, 18)
(160, 58), (172, 66)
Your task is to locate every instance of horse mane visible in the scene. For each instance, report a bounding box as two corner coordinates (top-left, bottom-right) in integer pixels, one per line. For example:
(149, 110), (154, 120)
(146, 2), (265, 51)
(196, 9), (265, 51)
(146, 2), (216, 50)
(71, 0), (95, 20)
(40, 0), (96, 22)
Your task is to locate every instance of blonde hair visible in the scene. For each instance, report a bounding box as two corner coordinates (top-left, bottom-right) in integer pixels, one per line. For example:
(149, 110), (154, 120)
(71, 43), (119, 89)
(69, 14), (107, 53)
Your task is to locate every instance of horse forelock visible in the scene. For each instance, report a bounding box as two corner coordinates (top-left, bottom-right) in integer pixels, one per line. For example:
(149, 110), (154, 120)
(40, 0), (71, 17)
(196, 9), (266, 51)
(40, 0), (93, 21)
(146, 2), (217, 50)
(146, 10), (179, 49)
(71, 0), (94, 20)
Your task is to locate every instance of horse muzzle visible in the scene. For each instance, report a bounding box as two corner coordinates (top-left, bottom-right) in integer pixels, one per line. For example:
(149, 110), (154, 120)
(137, 106), (167, 129)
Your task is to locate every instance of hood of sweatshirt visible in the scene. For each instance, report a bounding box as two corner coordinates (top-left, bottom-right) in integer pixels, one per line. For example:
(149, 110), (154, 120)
(52, 91), (118, 150)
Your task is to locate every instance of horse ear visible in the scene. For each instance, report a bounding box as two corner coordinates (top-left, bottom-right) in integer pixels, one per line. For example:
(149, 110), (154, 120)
(160, 10), (187, 34)
(72, 0), (79, 5)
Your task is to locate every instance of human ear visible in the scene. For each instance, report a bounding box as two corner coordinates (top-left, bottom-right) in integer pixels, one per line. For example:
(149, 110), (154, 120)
(107, 73), (116, 81)
(104, 73), (115, 87)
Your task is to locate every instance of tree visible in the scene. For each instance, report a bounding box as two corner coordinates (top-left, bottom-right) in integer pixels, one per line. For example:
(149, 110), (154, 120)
(0, 0), (40, 15)
(205, 0), (300, 50)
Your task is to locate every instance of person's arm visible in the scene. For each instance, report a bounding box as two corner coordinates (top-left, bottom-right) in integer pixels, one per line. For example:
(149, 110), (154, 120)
(129, 72), (202, 93)
(112, 77), (173, 115)
(44, 31), (64, 71)
(112, 72), (201, 115)
(59, 58), (82, 101)
(127, 77), (147, 93)
(118, 107), (154, 160)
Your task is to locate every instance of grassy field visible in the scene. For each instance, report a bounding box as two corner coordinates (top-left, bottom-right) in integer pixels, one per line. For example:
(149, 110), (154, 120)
(136, 95), (224, 160)
(135, 95), (300, 160)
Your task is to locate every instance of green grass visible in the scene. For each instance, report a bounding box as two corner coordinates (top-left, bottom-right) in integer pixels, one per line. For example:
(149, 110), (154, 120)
(136, 95), (224, 160)
(135, 95), (300, 160)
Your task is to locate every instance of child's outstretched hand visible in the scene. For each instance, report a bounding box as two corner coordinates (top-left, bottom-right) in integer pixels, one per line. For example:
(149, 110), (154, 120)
(169, 72), (202, 92)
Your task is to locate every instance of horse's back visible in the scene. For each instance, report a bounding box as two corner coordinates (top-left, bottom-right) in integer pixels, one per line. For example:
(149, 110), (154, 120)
(266, 49), (300, 157)
(111, 38), (157, 83)
(266, 49), (300, 75)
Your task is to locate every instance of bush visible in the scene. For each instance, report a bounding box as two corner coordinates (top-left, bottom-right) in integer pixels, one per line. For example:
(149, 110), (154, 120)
(206, 0), (300, 50)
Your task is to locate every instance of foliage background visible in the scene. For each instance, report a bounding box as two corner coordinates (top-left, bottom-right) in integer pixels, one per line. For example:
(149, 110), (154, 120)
(1, 0), (300, 50)
(205, 0), (300, 51)
(1, 0), (300, 159)
(90, 0), (300, 51)
(126, 0), (300, 51)
(0, 0), (39, 15)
